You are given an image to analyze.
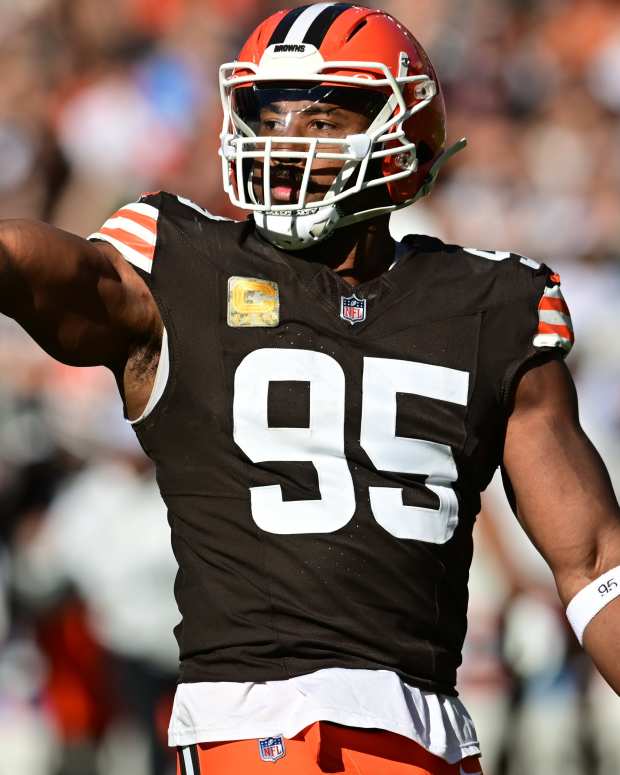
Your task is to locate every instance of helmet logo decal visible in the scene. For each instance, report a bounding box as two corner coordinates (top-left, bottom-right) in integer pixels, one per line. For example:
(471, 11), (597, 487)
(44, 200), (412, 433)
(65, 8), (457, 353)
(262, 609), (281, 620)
(273, 43), (307, 54)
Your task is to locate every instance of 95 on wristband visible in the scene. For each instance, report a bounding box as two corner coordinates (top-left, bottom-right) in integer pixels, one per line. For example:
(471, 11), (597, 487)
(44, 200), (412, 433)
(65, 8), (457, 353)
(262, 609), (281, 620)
(567, 566), (620, 645)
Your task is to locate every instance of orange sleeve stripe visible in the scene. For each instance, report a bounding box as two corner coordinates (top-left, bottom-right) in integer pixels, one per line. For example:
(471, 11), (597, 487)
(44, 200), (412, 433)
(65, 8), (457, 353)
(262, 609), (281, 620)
(539, 296), (570, 314)
(113, 208), (158, 233)
(99, 226), (155, 260)
(538, 321), (574, 341)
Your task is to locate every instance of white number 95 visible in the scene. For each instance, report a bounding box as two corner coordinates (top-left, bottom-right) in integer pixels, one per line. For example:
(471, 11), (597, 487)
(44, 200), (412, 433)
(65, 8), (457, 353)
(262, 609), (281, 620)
(233, 348), (469, 544)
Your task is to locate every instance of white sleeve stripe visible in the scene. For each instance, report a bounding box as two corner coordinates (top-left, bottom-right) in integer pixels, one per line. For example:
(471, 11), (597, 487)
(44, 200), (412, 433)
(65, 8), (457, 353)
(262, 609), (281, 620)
(122, 201), (159, 220)
(103, 216), (157, 245)
(539, 310), (572, 327)
(542, 285), (564, 299)
(533, 332), (573, 350)
(88, 232), (153, 273)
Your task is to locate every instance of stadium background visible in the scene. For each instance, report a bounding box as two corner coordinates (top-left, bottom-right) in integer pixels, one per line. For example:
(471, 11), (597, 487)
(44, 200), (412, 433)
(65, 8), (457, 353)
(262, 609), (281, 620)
(0, 0), (619, 773)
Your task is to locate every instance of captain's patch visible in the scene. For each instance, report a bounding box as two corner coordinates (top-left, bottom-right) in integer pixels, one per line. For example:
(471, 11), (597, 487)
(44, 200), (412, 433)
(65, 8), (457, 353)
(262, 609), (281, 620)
(227, 277), (279, 327)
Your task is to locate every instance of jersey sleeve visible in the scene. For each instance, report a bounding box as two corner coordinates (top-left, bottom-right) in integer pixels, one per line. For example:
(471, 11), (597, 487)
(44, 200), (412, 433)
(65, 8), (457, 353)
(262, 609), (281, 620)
(505, 268), (573, 405)
(532, 272), (574, 353)
(88, 192), (162, 275)
(479, 262), (574, 409)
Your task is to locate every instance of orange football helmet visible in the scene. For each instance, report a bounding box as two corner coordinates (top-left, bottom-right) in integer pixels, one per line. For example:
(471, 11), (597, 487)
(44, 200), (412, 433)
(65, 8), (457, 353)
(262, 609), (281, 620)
(219, 3), (465, 249)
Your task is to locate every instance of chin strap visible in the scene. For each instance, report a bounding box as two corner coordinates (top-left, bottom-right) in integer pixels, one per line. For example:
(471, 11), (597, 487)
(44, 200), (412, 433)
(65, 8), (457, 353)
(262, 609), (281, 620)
(334, 137), (468, 232)
(412, 137), (467, 203)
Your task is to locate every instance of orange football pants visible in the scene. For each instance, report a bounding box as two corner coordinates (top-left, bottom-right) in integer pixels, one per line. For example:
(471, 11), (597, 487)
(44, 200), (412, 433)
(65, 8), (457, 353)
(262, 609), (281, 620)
(176, 721), (483, 774)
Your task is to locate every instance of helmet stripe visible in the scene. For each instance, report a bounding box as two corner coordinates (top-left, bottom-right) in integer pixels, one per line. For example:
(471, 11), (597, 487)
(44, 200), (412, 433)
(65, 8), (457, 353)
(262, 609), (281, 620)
(267, 5), (313, 46)
(303, 3), (351, 47)
(283, 3), (336, 44)
(268, 3), (351, 47)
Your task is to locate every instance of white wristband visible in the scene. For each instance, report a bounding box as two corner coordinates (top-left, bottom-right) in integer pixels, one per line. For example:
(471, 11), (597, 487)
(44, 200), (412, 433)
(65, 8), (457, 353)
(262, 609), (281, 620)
(566, 565), (620, 645)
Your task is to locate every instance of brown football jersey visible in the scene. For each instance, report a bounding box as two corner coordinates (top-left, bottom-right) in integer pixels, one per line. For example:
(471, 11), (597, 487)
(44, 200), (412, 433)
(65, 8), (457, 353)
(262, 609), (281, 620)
(90, 192), (573, 696)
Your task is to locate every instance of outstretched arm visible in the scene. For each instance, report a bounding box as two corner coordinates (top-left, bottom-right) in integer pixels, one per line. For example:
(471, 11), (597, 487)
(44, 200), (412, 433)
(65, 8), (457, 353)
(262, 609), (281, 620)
(0, 219), (159, 370)
(503, 358), (620, 692)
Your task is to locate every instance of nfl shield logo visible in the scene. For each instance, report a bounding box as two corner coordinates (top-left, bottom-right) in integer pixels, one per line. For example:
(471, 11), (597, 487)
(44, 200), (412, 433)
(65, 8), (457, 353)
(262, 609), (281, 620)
(340, 293), (367, 324)
(258, 735), (286, 762)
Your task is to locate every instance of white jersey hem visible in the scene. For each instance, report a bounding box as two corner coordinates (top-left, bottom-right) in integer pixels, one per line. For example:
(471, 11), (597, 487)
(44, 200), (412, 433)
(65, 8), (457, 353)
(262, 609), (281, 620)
(168, 668), (481, 765)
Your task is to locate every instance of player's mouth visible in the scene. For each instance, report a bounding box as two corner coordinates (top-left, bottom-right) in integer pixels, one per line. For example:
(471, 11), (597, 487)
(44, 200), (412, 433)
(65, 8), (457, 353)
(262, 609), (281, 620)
(271, 185), (298, 203)
(255, 163), (334, 206)
(270, 168), (303, 204)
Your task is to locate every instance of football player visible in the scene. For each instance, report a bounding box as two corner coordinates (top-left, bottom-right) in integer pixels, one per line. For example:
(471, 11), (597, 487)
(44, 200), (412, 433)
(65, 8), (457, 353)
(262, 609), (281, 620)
(1, 4), (619, 774)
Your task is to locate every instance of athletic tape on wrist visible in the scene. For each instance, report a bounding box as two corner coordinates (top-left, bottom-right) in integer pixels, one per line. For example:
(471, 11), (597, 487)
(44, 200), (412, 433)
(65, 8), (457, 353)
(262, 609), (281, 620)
(566, 565), (620, 645)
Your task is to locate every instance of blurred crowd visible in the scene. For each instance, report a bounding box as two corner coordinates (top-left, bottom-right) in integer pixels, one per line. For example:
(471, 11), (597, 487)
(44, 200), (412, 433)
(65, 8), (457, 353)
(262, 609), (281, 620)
(0, 1), (619, 774)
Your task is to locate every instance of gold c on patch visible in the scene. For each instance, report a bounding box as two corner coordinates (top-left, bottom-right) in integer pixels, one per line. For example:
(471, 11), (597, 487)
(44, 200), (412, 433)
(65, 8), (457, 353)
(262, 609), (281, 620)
(227, 277), (279, 327)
